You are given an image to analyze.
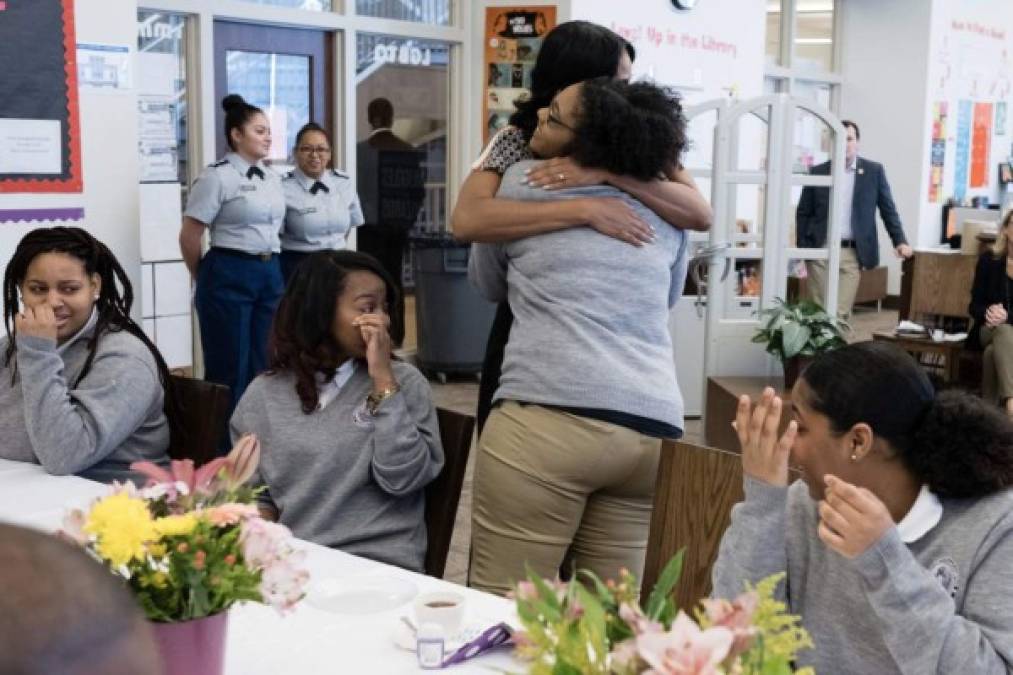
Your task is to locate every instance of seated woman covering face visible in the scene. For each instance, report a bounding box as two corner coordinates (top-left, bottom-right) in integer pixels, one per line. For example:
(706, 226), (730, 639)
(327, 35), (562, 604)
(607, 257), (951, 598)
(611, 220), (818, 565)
(0, 227), (172, 483)
(231, 250), (444, 572)
(714, 341), (1013, 674)
(467, 78), (689, 595)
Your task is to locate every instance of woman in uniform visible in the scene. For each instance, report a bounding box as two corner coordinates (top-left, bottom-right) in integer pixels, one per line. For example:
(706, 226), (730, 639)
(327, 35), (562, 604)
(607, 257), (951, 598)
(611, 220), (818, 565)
(280, 122), (364, 283)
(179, 94), (285, 415)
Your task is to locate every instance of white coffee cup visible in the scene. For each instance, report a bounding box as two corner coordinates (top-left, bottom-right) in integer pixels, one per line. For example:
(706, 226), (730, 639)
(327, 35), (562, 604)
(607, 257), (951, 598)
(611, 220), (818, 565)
(414, 591), (465, 636)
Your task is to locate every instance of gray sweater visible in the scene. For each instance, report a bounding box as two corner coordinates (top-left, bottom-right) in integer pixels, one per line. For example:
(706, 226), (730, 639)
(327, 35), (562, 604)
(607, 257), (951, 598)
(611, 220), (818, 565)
(713, 477), (1013, 673)
(468, 160), (687, 430)
(0, 322), (170, 484)
(231, 361), (444, 572)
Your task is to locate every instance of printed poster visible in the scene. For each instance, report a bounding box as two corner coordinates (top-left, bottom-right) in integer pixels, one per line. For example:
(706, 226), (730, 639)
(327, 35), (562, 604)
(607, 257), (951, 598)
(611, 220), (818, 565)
(483, 6), (557, 145)
(997, 101), (1007, 137)
(970, 102), (992, 189)
(954, 100), (972, 203)
(928, 102), (947, 204)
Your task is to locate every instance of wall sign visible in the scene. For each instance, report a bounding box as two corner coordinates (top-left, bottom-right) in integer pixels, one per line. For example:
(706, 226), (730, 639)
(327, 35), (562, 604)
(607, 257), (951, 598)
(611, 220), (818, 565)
(0, 0), (82, 193)
(482, 5), (557, 145)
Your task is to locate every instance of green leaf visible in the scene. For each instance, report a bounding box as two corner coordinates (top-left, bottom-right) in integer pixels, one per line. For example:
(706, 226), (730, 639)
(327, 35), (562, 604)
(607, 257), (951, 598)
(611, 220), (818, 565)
(645, 549), (684, 620)
(780, 322), (810, 359)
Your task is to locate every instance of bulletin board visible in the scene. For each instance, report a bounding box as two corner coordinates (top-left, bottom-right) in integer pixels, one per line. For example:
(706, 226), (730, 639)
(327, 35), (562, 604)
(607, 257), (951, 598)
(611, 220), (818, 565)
(482, 6), (557, 145)
(0, 0), (83, 193)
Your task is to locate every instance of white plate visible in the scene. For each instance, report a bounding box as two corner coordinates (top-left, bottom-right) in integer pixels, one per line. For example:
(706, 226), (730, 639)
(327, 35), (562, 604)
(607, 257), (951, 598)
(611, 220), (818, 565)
(307, 575), (418, 614)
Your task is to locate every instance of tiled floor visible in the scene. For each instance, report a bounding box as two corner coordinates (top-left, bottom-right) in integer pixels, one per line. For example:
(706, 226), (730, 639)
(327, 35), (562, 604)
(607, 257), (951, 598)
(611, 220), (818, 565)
(415, 304), (900, 584)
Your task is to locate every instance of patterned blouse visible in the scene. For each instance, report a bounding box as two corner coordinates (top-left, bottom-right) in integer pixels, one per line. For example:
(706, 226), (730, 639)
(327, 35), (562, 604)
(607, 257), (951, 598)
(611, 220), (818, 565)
(473, 126), (533, 176)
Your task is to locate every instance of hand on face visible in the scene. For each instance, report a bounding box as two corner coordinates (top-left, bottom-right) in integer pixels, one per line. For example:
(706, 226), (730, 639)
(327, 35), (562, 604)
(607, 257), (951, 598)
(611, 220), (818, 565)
(352, 313), (395, 389)
(733, 387), (797, 487)
(523, 157), (608, 190)
(15, 304), (59, 343)
(817, 475), (894, 558)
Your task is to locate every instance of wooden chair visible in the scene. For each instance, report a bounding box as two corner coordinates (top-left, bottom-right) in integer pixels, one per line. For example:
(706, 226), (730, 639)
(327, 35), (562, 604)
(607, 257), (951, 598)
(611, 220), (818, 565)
(165, 375), (231, 467)
(424, 407), (475, 578)
(641, 440), (744, 610)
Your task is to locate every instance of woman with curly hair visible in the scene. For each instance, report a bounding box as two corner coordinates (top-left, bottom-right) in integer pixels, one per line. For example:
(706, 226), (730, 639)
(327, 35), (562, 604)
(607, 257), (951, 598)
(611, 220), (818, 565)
(230, 250), (443, 572)
(0, 227), (173, 483)
(453, 20), (712, 436)
(467, 78), (690, 595)
(715, 341), (1013, 673)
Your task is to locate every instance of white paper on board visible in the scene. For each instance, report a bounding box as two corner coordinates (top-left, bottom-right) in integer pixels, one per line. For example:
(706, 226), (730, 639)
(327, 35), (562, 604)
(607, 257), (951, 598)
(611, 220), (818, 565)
(139, 182), (183, 262)
(0, 119), (62, 174)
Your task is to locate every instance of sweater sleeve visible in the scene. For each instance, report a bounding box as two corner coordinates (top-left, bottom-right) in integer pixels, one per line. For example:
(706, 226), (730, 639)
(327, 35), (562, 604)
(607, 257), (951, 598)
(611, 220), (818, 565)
(17, 334), (161, 476)
(852, 523), (1013, 674)
(712, 476), (792, 601)
(369, 367), (444, 497)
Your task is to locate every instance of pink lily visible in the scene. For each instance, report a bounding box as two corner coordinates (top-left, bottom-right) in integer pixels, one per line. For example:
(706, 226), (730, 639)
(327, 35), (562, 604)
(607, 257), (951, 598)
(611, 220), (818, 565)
(699, 592), (759, 660)
(131, 457), (228, 497)
(636, 611), (733, 675)
(221, 434), (261, 488)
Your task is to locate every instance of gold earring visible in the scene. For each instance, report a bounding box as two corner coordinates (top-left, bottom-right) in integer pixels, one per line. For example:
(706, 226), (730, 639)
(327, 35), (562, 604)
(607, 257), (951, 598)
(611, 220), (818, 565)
(850, 453), (858, 461)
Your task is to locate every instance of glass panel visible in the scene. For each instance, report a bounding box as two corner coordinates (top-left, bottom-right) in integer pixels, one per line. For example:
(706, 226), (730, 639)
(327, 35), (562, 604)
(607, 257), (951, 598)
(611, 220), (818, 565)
(356, 0), (451, 25)
(765, 1), (782, 66)
(794, 0), (834, 74)
(733, 109), (770, 172)
(733, 184), (766, 249)
(685, 108), (717, 173)
(137, 11), (189, 185)
(225, 51), (311, 166)
(792, 106), (834, 175)
(237, 0), (331, 11)
(724, 259), (763, 320)
(356, 34), (449, 235)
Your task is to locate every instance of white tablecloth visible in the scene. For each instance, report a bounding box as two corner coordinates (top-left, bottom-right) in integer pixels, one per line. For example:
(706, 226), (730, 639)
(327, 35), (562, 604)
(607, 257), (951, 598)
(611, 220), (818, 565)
(0, 459), (520, 674)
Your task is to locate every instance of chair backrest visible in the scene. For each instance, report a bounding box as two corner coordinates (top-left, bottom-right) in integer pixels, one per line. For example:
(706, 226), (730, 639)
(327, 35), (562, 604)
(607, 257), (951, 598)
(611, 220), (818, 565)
(424, 407), (475, 578)
(166, 375), (231, 467)
(642, 440), (744, 610)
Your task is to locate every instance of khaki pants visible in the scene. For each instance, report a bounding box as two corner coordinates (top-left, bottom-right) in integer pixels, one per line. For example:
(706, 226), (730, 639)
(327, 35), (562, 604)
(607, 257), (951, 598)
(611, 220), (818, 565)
(980, 324), (1013, 402)
(806, 247), (861, 322)
(469, 401), (661, 597)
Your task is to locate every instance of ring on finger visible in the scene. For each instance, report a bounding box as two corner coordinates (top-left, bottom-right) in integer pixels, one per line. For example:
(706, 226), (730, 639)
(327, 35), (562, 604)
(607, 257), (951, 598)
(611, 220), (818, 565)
(558, 172), (566, 182)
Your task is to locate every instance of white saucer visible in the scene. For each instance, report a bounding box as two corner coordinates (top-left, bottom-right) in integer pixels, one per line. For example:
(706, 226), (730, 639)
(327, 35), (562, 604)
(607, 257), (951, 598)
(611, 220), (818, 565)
(392, 620), (488, 653)
(306, 575), (418, 614)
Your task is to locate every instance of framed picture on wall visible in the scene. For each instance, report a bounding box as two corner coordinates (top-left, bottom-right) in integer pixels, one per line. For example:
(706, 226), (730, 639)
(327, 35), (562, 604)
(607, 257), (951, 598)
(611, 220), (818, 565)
(0, 0), (83, 193)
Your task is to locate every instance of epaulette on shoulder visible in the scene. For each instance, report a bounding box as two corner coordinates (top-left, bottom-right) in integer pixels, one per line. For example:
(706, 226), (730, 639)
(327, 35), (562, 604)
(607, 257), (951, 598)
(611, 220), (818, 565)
(330, 168), (349, 180)
(284, 171), (296, 179)
(210, 159), (229, 167)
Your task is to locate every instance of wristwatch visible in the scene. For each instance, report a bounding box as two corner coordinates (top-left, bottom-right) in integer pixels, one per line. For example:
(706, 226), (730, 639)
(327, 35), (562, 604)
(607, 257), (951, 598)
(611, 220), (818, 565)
(366, 382), (401, 416)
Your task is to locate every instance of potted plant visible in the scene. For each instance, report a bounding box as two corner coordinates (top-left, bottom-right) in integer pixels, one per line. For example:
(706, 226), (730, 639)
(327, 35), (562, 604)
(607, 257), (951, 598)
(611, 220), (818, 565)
(63, 436), (309, 675)
(511, 552), (815, 674)
(752, 298), (847, 388)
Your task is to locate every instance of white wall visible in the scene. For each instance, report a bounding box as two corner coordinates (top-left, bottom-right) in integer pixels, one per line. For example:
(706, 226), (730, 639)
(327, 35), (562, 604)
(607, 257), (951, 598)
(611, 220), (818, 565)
(919, 0), (1013, 235)
(0, 0), (141, 318)
(838, 0), (935, 294)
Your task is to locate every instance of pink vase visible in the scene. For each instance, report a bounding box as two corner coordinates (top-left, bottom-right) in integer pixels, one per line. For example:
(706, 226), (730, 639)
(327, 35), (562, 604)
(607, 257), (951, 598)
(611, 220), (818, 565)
(151, 612), (228, 675)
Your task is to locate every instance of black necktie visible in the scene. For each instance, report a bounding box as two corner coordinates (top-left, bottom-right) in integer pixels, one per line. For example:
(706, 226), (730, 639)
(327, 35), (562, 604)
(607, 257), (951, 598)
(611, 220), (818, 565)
(310, 181), (329, 195)
(246, 166), (264, 180)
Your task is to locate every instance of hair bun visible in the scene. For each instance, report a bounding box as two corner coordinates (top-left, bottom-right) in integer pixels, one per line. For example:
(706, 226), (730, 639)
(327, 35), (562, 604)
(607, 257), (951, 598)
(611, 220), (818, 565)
(222, 94), (247, 112)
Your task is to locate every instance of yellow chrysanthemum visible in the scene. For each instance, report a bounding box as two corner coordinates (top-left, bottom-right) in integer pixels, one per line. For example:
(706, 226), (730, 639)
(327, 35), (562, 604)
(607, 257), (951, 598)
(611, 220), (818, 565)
(153, 513), (199, 538)
(83, 492), (156, 567)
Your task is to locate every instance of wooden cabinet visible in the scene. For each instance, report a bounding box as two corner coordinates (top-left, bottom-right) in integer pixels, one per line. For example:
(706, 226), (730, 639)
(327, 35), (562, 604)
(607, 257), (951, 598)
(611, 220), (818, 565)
(900, 250), (978, 321)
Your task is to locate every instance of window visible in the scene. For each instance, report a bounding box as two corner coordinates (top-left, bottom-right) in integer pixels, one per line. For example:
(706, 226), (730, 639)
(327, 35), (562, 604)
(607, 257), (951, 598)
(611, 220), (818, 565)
(237, 0), (332, 11)
(356, 0), (451, 25)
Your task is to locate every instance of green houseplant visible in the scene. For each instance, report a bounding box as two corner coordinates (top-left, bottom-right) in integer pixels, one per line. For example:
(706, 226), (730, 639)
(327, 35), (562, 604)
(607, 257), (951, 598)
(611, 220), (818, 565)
(752, 298), (847, 387)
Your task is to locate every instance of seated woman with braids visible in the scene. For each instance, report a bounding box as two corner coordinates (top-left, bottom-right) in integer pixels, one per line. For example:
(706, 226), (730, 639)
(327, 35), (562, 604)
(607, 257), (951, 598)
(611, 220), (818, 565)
(0, 227), (172, 483)
(715, 341), (1013, 673)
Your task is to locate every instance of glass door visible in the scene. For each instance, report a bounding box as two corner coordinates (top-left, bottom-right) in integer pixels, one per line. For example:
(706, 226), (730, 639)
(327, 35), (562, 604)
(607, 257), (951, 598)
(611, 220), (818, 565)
(213, 21), (334, 170)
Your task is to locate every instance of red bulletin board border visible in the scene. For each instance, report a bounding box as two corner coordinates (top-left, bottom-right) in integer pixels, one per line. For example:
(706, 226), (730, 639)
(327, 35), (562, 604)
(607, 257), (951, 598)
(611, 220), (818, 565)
(0, 0), (83, 193)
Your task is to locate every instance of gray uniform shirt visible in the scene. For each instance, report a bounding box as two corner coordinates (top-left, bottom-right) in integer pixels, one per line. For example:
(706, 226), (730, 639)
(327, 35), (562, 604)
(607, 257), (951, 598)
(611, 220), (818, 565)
(0, 312), (170, 484)
(184, 152), (285, 254)
(468, 160), (687, 430)
(713, 477), (1013, 674)
(231, 360), (444, 572)
(281, 167), (364, 252)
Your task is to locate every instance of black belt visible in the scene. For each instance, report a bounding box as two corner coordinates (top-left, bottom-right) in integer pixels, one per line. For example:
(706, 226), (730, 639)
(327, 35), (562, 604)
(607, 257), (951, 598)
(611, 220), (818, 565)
(841, 240), (857, 248)
(211, 247), (275, 262)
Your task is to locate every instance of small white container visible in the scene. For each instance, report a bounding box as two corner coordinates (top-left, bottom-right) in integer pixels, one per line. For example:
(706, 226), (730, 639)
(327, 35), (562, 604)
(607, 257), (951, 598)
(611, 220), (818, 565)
(416, 622), (445, 669)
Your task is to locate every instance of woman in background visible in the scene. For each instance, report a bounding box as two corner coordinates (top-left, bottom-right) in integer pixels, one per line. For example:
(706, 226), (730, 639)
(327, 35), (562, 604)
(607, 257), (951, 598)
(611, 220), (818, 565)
(0, 227), (172, 484)
(969, 209), (1013, 415)
(180, 94), (285, 415)
(280, 122), (364, 283)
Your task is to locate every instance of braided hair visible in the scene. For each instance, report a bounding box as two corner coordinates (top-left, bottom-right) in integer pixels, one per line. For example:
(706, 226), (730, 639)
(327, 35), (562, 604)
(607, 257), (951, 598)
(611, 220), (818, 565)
(2, 228), (178, 424)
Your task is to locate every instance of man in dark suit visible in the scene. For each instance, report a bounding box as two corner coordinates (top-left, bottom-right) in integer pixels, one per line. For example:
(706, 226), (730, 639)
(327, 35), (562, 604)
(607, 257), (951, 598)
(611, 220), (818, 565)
(796, 120), (913, 320)
(356, 98), (425, 344)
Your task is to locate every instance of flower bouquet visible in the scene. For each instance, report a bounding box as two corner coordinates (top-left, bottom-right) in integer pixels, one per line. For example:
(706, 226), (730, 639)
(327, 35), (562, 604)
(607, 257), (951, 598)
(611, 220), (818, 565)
(512, 552), (814, 675)
(63, 435), (309, 675)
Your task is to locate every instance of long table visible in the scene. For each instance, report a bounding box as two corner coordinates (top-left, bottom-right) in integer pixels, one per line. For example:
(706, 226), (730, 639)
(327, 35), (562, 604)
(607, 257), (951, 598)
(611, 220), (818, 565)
(0, 459), (520, 674)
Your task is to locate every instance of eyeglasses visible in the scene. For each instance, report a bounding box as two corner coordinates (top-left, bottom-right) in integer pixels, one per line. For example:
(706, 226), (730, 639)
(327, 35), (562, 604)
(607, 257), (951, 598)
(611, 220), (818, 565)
(547, 111), (575, 133)
(297, 146), (332, 155)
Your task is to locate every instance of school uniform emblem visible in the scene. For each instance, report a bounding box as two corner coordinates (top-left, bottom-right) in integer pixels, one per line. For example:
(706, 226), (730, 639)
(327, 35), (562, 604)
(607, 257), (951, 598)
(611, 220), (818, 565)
(930, 557), (960, 598)
(352, 402), (374, 429)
